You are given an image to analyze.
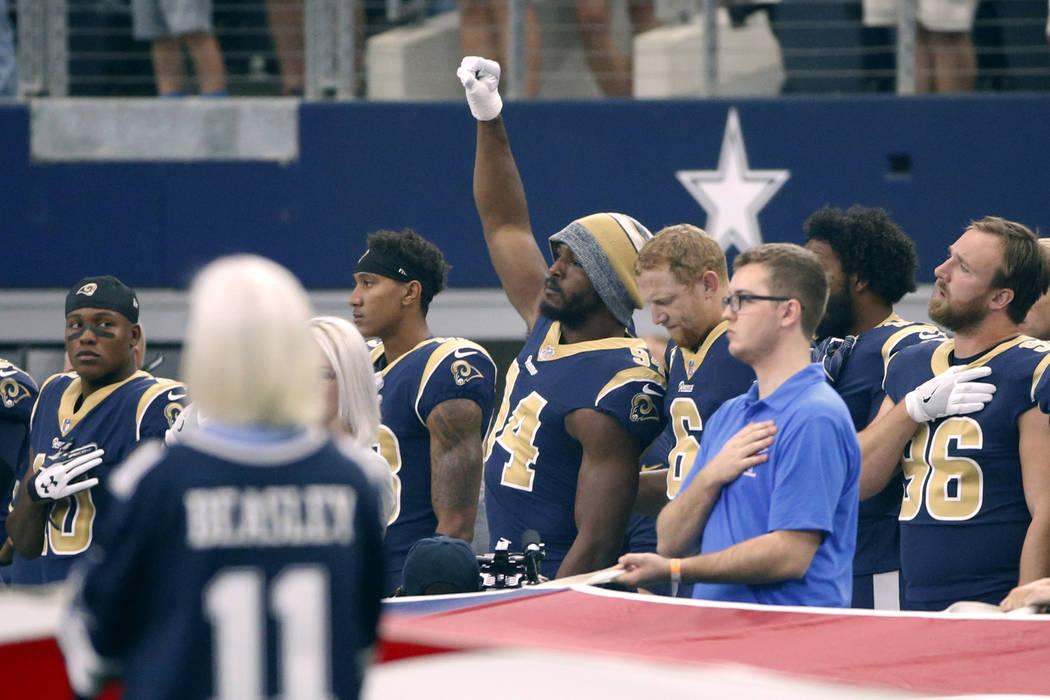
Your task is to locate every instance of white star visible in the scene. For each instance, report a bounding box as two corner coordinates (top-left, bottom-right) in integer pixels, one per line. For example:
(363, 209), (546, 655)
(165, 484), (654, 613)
(675, 108), (790, 253)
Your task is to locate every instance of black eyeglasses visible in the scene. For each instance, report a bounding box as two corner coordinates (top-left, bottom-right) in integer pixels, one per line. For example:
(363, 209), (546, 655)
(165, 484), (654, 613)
(721, 293), (797, 313)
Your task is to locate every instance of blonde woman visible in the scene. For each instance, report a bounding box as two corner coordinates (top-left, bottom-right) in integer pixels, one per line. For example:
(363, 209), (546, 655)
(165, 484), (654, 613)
(311, 315), (396, 527)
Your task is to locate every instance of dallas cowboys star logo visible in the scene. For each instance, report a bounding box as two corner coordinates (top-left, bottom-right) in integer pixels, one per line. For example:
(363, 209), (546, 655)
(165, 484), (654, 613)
(675, 108), (790, 253)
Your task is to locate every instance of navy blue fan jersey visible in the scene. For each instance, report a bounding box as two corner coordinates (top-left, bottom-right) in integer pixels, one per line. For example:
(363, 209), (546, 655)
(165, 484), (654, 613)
(484, 317), (666, 578)
(884, 336), (1050, 609)
(21, 371), (185, 583)
(370, 337), (496, 594)
(60, 428), (384, 700)
(0, 359), (39, 583)
(827, 314), (943, 578)
(640, 322), (754, 498)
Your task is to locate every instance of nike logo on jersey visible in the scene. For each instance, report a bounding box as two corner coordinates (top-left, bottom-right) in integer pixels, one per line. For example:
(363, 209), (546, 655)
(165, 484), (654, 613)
(167, 390), (187, 401)
(642, 384), (662, 396)
(453, 347), (478, 359)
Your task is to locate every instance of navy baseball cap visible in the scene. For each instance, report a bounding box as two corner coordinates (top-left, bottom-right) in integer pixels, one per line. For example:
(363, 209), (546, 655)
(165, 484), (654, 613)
(65, 275), (140, 323)
(401, 535), (480, 596)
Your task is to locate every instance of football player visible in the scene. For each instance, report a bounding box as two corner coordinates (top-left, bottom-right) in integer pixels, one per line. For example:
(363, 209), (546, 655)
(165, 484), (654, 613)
(59, 255), (383, 699)
(6, 276), (185, 584)
(350, 228), (496, 595)
(0, 359), (38, 582)
(860, 216), (1050, 610)
(1019, 238), (1050, 341)
(804, 205), (944, 609)
(459, 56), (665, 579)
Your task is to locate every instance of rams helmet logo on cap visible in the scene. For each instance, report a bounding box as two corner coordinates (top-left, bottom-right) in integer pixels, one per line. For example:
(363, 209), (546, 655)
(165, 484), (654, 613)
(76, 283), (98, 296)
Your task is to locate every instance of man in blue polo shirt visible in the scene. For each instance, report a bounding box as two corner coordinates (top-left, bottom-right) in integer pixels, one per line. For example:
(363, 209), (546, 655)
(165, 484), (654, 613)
(616, 243), (860, 607)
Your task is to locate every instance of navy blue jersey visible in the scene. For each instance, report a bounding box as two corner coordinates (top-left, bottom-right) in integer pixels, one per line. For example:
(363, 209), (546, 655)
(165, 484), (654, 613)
(60, 429), (384, 700)
(371, 337), (496, 593)
(640, 322), (755, 498)
(21, 371), (185, 583)
(828, 315), (943, 578)
(884, 336), (1050, 608)
(484, 317), (665, 578)
(0, 359), (39, 584)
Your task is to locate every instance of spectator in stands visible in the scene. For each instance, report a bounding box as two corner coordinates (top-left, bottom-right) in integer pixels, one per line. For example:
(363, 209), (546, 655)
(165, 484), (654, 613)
(915, 0), (978, 92)
(266, 0), (305, 95)
(576, 0), (656, 96)
(616, 243), (861, 608)
(310, 315), (396, 527)
(132, 0), (228, 96)
(458, 0), (543, 97)
(1019, 239), (1050, 340)
(0, 0), (14, 97)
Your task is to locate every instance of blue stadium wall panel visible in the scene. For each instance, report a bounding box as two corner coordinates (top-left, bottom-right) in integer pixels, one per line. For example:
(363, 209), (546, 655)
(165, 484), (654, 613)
(3, 95), (1048, 289)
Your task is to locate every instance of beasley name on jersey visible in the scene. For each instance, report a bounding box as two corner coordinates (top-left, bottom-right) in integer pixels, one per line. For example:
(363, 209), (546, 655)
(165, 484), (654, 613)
(27, 371), (185, 578)
(369, 337), (496, 588)
(883, 335), (1050, 602)
(641, 321), (754, 500)
(484, 317), (665, 577)
(61, 430), (383, 700)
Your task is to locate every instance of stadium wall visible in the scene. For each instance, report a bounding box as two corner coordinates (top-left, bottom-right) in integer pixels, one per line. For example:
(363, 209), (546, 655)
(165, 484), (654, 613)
(3, 95), (1048, 291)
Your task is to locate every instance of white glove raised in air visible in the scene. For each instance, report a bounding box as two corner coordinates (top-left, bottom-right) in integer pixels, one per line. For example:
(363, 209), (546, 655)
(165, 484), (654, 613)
(457, 56), (503, 122)
(28, 446), (103, 502)
(904, 365), (995, 423)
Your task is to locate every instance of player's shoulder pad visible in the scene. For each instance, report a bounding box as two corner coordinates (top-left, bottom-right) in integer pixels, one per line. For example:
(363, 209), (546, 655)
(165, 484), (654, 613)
(1018, 337), (1050, 402)
(108, 439), (167, 501)
(881, 322), (944, 361)
(421, 338), (496, 386)
(595, 364), (666, 407)
(136, 379), (188, 434)
(0, 359), (39, 410)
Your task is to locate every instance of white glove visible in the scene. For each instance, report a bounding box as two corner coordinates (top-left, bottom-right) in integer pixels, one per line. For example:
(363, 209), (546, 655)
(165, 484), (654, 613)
(28, 446), (103, 502)
(904, 366), (995, 423)
(457, 56), (503, 122)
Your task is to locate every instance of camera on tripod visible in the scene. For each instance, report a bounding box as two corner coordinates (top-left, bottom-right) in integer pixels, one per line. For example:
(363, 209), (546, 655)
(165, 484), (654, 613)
(476, 529), (545, 589)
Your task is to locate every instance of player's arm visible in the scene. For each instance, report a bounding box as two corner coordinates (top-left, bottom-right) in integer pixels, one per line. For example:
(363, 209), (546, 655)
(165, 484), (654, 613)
(461, 57), (548, 331)
(617, 529), (822, 587)
(634, 468), (670, 518)
(857, 397), (915, 499)
(557, 408), (640, 578)
(427, 397), (485, 542)
(656, 421), (776, 557)
(1017, 404), (1050, 585)
(6, 458), (48, 559)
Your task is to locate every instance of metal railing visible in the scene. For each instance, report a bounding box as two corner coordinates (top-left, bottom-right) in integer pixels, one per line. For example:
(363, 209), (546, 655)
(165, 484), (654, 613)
(12, 0), (1050, 98)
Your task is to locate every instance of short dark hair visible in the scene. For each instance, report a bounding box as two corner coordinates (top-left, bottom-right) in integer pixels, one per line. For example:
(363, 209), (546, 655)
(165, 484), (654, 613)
(734, 243), (828, 338)
(364, 229), (449, 314)
(803, 205), (917, 306)
(969, 216), (1049, 324)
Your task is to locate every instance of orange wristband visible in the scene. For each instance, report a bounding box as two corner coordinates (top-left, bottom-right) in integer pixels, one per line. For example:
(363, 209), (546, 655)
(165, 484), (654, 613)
(669, 558), (682, 584)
